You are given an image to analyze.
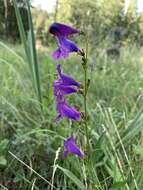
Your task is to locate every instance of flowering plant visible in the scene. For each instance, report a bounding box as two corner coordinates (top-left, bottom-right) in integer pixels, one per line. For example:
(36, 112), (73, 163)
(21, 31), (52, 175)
(49, 22), (89, 159)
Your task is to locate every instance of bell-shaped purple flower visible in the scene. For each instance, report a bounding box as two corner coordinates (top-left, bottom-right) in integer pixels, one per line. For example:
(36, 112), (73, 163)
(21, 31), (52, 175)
(64, 136), (84, 158)
(49, 22), (81, 59)
(53, 64), (80, 97)
(56, 64), (80, 87)
(56, 98), (80, 122)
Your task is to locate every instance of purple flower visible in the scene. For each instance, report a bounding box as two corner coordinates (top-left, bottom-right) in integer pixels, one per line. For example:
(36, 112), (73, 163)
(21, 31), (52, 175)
(54, 81), (78, 96)
(53, 64), (80, 97)
(56, 64), (80, 87)
(53, 64), (81, 122)
(49, 22), (81, 59)
(56, 98), (80, 122)
(64, 136), (84, 158)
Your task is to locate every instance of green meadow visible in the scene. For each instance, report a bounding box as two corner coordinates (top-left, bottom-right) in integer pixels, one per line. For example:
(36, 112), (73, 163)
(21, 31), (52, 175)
(1, 40), (143, 189)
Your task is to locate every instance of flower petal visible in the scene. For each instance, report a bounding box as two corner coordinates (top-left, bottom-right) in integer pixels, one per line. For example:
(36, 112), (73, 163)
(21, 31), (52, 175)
(52, 48), (62, 59)
(58, 84), (77, 95)
(56, 64), (80, 87)
(64, 136), (84, 158)
(56, 100), (80, 121)
(61, 73), (80, 87)
(52, 47), (69, 59)
(59, 37), (80, 53)
(53, 81), (78, 97)
(62, 102), (80, 120)
(49, 22), (80, 37)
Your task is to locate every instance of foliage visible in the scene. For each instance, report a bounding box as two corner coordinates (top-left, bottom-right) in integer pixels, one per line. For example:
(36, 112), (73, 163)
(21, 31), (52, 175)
(0, 0), (29, 41)
(0, 1), (5, 35)
(32, 7), (52, 46)
(1, 38), (143, 189)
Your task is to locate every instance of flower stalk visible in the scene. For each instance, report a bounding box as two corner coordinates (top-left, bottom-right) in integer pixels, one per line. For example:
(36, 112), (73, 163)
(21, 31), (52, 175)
(81, 46), (90, 156)
(49, 22), (87, 159)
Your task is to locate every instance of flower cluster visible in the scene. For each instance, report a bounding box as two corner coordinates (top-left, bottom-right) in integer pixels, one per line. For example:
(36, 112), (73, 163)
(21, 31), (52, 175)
(53, 64), (80, 122)
(49, 22), (84, 158)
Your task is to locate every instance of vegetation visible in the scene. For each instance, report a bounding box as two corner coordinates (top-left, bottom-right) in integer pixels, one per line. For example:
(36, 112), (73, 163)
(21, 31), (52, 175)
(0, 0), (29, 40)
(1, 0), (143, 189)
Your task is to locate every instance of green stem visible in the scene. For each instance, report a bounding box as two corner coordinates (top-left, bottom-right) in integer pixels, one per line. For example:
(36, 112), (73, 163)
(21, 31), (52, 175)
(82, 34), (90, 156)
(84, 64), (90, 153)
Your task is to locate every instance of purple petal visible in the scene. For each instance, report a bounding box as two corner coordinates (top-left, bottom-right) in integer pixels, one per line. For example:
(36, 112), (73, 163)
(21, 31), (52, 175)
(62, 102), (80, 120)
(52, 47), (69, 60)
(49, 22), (80, 37)
(52, 36), (81, 59)
(52, 37), (80, 59)
(56, 64), (80, 87)
(56, 100), (80, 121)
(53, 81), (77, 97)
(52, 48), (62, 59)
(58, 84), (77, 95)
(64, 136), (84, 158)
(59, 37), (80, 53)
(61, 73), (80, 87)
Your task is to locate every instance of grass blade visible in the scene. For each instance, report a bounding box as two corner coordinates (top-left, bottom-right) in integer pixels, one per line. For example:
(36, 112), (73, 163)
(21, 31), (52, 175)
(57, 165), (86, 190)
(26, 0), (42, 106)
(13, 0), (42, 108)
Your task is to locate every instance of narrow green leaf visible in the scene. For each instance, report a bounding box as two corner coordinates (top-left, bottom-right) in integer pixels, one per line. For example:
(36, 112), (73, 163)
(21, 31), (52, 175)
(116, 106), (143, 147)
(13, 0), (42, 109)
(26, 0), (42, 106)
(57, 165), (86, 190)
(13, 0), (34, 78)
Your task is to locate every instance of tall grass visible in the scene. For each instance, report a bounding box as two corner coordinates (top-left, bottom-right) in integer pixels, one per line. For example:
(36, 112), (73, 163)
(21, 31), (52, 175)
(0, 41), (143, 189)
(13, 0), (42, 108)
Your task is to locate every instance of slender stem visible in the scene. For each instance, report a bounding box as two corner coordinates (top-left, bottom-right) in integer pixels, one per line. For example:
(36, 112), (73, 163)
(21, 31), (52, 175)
(82, 34), (90, 155)
(84, 64), (90, 153)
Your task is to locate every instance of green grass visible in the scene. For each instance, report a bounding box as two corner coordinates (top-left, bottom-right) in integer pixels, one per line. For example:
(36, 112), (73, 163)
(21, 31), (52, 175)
(0, 39), (143, 190)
